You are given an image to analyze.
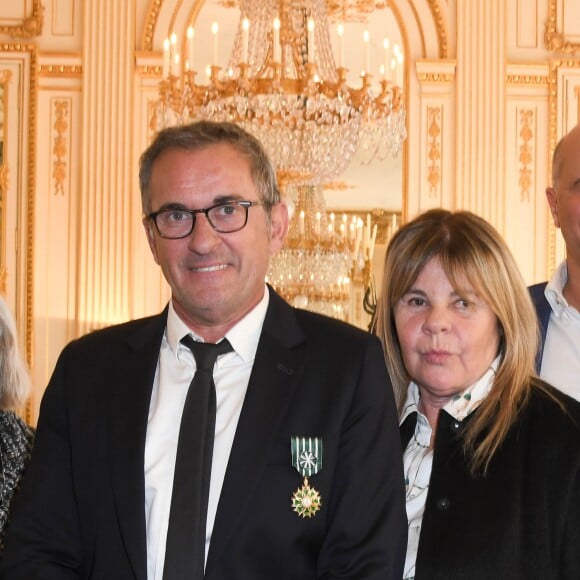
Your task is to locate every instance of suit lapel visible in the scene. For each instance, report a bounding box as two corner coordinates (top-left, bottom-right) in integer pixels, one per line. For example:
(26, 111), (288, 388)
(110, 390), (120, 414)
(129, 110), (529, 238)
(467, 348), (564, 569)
(205, 290), (306, 574)
(109, 310), (167, 580)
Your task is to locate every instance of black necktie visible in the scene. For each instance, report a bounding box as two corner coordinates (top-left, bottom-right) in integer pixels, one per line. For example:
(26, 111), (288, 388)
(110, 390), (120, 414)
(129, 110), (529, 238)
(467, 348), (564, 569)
(163, 336), (233, 580)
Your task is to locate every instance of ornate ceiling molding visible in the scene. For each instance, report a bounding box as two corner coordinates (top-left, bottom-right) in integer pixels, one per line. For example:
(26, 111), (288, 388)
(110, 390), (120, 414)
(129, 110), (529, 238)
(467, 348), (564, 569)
(0, 0), (44, 39)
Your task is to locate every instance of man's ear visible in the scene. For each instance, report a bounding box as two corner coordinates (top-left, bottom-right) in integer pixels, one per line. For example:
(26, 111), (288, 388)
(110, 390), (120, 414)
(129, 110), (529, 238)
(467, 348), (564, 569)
(546, 187), (560, 228)
(269, 202), (289, 254)
(143, 217), (161, 265)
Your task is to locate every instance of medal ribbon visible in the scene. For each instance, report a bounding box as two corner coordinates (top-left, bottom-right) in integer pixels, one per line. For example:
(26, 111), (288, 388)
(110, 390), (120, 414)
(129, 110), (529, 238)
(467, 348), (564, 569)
(291, 436), (323, 477)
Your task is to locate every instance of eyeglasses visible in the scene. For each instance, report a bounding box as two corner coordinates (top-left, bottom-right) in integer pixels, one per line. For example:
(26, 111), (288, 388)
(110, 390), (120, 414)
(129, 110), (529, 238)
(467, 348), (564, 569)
(147, 200), (264, 239)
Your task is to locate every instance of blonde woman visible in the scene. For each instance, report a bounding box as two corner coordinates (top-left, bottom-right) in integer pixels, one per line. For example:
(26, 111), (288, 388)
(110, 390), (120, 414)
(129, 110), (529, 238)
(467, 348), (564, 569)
(375, 208), (580, 579)
(0, 296), (33, 553)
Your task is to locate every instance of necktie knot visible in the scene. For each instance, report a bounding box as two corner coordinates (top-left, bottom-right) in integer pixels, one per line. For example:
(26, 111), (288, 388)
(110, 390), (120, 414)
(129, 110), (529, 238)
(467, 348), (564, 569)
(181, 335), (233, 372)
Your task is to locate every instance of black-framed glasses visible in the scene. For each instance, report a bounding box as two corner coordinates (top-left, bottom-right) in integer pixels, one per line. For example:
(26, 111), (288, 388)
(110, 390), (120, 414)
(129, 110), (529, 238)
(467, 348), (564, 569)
(147, 200), (264, 239)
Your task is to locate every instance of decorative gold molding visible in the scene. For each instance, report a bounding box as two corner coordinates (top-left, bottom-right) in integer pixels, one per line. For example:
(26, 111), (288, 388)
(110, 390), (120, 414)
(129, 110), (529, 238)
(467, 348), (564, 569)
(0, 162), (7, 201)
(426, 105), (441, 196)
(323, 180), (356, 191)
(0, 0), (44, 39)
(26, 48), (36, 386)
(52, 101), (69, 196)
(326, 207), (401, 245)
(0, 68), (10, 302)
(0, 44), (37, 423)
(505, 74), (549, 86)
(548, 58), (580, 165)
(518, 109), (533, 202)
(142, 0), (449, 59)
(426, 0), (448, 59)
(142, 0), (164, 51)
(416, 71), (453, 83)
(545, 0), (580, 54)
(38, 64), (83, 78)
(136, 63), (163, 78)
(547, 58), (580, 276)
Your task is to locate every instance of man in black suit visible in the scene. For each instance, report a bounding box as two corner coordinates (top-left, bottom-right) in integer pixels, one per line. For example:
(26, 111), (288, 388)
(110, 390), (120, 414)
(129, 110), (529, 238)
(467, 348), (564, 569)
(529, 124), (580, 401)
(1, 121), (406, 579)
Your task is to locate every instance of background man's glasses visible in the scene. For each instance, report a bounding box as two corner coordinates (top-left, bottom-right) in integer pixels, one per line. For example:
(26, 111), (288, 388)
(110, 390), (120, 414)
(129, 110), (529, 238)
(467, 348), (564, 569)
(147, 200), (264, 239)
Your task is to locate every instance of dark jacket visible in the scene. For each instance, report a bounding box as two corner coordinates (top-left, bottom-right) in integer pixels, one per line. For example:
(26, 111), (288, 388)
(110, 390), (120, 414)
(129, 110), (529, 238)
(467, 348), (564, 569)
(0, 288), (406, 580)
(400, 384), (580, 580)
(529, 282), (550, 372)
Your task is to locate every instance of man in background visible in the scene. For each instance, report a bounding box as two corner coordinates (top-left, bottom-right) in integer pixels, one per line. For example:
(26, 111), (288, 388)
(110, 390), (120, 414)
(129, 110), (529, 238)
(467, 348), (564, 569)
(1, 121), (406, 579)
(530, 124), (580, 400)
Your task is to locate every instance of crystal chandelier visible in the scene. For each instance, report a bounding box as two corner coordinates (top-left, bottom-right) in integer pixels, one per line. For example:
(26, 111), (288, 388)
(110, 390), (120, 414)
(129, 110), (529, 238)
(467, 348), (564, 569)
(266, 183), (379, 321)
(155, 0), (406, 185)
(155, 0), (406, 324)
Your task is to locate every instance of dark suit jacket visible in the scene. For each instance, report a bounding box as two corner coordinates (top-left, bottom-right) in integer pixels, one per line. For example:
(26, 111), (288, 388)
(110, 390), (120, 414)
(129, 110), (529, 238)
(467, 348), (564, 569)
(400, 384), (580, 579)
(0, 288), (406, 580)
(529, 282), (550, 372)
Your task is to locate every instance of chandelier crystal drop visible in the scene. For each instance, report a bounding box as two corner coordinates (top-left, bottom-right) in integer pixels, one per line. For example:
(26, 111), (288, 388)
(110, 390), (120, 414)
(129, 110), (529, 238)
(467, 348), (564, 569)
(155, 0), (407, 185)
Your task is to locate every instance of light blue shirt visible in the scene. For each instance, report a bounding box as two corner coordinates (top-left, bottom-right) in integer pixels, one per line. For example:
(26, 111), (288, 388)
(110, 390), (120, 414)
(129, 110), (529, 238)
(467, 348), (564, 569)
(541, 261), (580, 401)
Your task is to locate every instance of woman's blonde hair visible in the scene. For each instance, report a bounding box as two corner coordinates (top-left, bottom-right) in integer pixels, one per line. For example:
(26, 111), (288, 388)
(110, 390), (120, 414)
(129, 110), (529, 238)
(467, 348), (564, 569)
(375, 209), (546, 475)
(0, 296), (31, 409)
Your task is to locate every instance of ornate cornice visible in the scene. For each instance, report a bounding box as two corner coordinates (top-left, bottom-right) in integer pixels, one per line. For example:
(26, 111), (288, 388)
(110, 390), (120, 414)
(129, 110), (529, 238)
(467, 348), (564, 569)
(0, 0), (44, 39)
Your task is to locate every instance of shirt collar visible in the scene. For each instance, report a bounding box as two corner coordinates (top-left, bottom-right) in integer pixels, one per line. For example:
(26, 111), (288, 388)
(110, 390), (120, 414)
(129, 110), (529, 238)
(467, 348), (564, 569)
(399, 356), (500, 425)
(165, 286), (270, 363)
(545, 260), (570, 314)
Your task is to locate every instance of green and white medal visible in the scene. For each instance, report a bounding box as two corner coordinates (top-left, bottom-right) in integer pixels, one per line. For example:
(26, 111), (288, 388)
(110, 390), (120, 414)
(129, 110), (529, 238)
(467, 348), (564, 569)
(291, 436), (323, 518)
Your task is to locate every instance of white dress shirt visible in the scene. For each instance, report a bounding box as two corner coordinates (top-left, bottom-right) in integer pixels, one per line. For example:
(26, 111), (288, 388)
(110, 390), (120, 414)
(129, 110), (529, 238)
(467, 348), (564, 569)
(541, 261), (580, 401)
(144, 289), (269, 580)
(400, 359), (498, 580)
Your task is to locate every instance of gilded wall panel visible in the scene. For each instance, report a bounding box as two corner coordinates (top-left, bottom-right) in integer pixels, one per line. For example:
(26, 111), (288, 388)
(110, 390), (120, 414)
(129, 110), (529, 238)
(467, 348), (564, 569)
(545, 0), (580, 54)
(505, 64), (550, 282)
(0, 44), (37, 423)
(0, 0), (44, 38)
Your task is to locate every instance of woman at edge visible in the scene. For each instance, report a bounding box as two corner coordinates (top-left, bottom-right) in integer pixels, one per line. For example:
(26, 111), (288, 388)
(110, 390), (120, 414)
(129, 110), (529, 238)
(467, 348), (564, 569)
(0, 296), (34, 554)
(374, 208), (580, 579)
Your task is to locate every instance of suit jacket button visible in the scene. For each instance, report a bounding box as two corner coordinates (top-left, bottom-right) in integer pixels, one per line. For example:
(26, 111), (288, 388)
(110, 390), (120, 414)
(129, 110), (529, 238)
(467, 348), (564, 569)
(450, 421), (461, 431)
(436, 497), (450, 511)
